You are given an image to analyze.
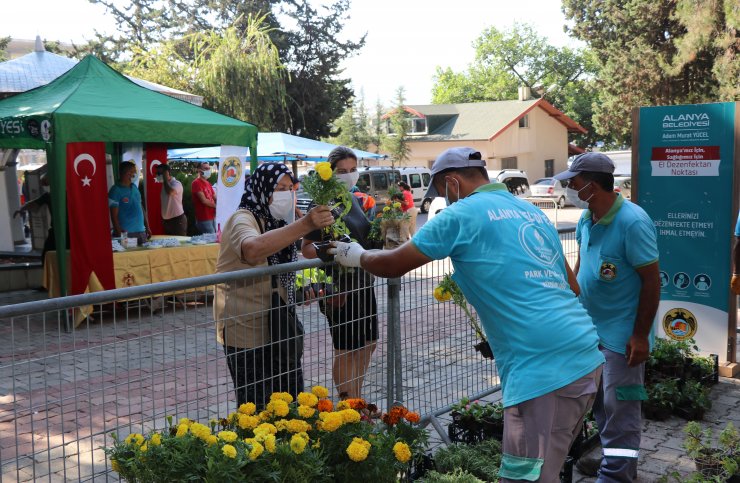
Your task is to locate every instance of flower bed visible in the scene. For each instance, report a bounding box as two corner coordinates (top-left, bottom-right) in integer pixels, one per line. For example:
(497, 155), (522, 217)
(106, 387), (427, 482)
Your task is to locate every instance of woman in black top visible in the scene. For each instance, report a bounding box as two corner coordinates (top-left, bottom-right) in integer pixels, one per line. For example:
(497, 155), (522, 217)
(302, 147), (379, 399)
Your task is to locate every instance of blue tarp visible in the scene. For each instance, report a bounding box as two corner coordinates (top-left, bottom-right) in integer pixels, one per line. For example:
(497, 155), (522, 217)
(168, 132), (386, 162)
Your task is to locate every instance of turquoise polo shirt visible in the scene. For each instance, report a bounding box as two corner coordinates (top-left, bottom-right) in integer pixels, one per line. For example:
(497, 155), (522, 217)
(412, 183), (604, 407)
(576, 194), (659, 355)
(734, 213), (740, 236)
(108, 183), (145, 233)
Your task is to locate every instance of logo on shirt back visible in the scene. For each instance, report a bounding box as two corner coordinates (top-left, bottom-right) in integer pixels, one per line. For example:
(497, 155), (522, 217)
(662, 307), (697, 341)
(518, 223), (560, 267)
(599, 262), (617, 281)
(221, 157), (242, 188)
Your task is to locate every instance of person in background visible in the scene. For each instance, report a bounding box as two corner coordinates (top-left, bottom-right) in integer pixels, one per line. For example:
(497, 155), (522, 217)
(554, 152), (660, 482)
(731, 211), (740, 295)
(329, 147), (604, 482)
(214, 162), (333, 408)
(156, 164), (187, 236)
(397, 181), (417, 235)
(350, 186), (377, 220)
(108, 161), (149, 245)
(302, 146), (381, 400)
(191, 162), (217, 234)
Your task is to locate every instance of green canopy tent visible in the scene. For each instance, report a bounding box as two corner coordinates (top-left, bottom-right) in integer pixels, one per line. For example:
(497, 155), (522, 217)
(0, 55), (258, 296)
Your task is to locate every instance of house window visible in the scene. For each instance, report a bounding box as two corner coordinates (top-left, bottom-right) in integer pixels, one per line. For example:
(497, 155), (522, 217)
(518, 115), (529, 128)
(408, 117), (427, 134)
(544, 159), (554, 178)
(501, 157), (518, 169)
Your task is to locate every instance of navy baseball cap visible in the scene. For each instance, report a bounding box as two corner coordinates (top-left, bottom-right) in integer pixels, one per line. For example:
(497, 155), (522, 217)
(425, 147), (486, 198)
(554, 152), (615, 181)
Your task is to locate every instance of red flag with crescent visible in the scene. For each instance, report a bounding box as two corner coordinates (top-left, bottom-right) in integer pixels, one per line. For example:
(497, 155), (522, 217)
(145, 144), (167, 235)
(66, 142), (115, 295)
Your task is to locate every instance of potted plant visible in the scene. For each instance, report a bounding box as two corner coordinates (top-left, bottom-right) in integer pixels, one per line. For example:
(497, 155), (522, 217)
(433, 439), (502, 482)
(433, 274), (492, 359)
(685, 354), (717, 386)
(480, 403), (504, 440)
(643, 379), (679, 421)
(683, 421), (740, 481)
(647, 338), (697, 381)
(676, 381), (712, 420)
(368, 187), (411, 249)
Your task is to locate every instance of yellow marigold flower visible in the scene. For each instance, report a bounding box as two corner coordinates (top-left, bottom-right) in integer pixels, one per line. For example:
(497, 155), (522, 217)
(140, 444), (148, 453)
(319, 412), (344, 432)
(393, 442), (412, 463)
(287, 419), (312, 433)
(206, 435), (218, 446)
(258, 410), (270, 421)
(297, 392), (319, 408)
(266, 399), (290, 417)
(340, 409), (361, 424)
(227, 412), (239, 424)
(125, 433), (145, 446)
(222, 444), (237, 459)
(179, 418), (192, 426)
(175, 424), (189, 438)
(336, 400), (350, 410)
(218, 430), (238, 443)
(264, 434), (277, 453)
(393, 202), (402, 209)
(238, 402), (256, 415)
(313, 439), (321, 449)
(311, 386), (329, 399)
(111, 458), (121, 473)
(150, 433), (162, 446)
(316, 162), (333, 181)
(346, 437), (371, 462)
(297, 405), (316, 419)
(383, 206), (391, 212)
(249, 441), (264, 460)
(190, 422), (211, 441)
(255, 423), (278, 435)
(433, 286), (452, 302)
(297, 431), (310, 441)
(290, 434), (308, 454)
(238, 414), (259, 430)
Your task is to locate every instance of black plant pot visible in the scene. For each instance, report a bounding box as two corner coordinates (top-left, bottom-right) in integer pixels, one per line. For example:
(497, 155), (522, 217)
(643, 403), (672, 421)
(474, 341), (494, 359)
(482, 417), (504, 440)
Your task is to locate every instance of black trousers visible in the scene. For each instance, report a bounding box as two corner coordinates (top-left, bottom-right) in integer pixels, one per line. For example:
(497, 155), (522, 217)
(223, 344), (304, 409)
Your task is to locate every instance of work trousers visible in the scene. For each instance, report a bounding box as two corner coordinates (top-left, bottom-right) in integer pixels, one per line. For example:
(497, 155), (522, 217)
(594, 347), (645, 482)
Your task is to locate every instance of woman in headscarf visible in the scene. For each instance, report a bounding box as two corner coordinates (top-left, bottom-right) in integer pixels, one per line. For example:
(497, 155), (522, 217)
(214, 163), (333, 408)
(302, 146), (381, 400)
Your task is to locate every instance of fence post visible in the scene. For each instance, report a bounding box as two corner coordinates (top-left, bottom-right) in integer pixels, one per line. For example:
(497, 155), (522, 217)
(386, 276), (403, 406)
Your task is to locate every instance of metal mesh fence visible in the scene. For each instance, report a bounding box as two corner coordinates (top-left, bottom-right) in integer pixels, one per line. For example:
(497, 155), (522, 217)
(0, 228), (575, 482)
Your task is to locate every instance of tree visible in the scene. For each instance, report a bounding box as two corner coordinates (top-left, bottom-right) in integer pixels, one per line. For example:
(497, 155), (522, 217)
(431, 23), (602, 147)
(324, 94), (372, 151)
(370, 99), (387, 154)
(381, 87), (411, 169)
(0, 37), (10, 62)
(562, 0), (739, 145)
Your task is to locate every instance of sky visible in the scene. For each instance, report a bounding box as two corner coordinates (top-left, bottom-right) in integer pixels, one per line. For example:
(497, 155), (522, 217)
(2, 0), (580, 106)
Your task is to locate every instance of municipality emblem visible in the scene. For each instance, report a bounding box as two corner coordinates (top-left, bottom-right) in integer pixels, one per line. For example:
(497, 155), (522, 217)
(662, 307), (697, 341)
(221, 157), (242, 188)
(599, 262), (617, 281)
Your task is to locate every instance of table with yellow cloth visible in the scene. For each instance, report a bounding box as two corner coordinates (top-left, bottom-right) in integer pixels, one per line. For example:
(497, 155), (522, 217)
(44, 243), (220, 298)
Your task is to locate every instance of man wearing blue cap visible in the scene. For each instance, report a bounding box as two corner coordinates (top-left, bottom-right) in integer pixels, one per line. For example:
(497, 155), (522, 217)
(329, 147), (605, 482)
(554, 152), (660, 482)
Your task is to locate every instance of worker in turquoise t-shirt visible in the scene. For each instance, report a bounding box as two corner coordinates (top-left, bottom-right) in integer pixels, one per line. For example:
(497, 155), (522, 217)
(329, 147), (605, 483)
(731, 213), (740, 294)
(554, 152), (660, 482)
(108, 161), (149, 245)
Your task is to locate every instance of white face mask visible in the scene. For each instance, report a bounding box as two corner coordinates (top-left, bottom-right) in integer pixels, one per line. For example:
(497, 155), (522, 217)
(444, 176), (460, 206)
(201, 169), (211, 178)
(156, 175), (163, 183)
(336, 171), (359, 189)
(269, 190), (295, 222)
(565, 182), (593, 209)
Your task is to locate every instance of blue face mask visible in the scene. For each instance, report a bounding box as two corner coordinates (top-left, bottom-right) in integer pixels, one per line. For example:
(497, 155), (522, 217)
(130, 172), (139, 186)
(444, 177), (460, 206)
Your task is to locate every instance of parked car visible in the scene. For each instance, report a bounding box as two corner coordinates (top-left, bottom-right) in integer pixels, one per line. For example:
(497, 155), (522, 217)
(530, 177), (568, 208)
(487, 169), (531, 198)
(614, 176), (632, 199)
(398, 167), (433, 213)
(296, 166), (401, 214)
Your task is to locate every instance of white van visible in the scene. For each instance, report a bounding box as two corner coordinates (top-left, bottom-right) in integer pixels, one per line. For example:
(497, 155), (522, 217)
(398, 167), (433, 212)
(487, 169), (531, 198)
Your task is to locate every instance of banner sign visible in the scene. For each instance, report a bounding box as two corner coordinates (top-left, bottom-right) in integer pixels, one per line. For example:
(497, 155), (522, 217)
(145, 144), (167, 235)
(637, 102), (736, 359)
(66, 142), (115, 295)
(216, 145), (248, 232)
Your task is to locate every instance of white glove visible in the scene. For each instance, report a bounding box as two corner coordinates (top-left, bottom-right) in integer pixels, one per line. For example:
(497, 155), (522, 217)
(327, 241), (365, 267)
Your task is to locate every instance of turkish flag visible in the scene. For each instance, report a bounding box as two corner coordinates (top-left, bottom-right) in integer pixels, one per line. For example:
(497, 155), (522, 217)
(66, 142), (115, 295)
(145, 144), (167, 235)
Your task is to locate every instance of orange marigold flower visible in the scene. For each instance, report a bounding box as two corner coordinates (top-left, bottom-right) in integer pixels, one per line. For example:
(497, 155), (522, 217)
(405, 411), (421, 423)
(317, 399), (333, 412)
(346, 398), (367, 410)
